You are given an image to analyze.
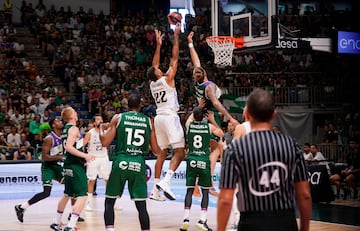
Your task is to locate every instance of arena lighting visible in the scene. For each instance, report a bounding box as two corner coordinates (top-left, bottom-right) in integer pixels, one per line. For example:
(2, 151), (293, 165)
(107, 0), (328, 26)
(338, 31), (360, 55)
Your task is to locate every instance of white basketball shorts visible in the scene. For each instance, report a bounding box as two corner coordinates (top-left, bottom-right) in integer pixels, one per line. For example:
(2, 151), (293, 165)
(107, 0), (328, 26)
(86, 155), (110, 180)
(154, 113), (185, 150)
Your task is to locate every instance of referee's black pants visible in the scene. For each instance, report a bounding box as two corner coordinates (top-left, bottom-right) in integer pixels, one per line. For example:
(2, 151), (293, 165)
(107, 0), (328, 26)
(238, 209), (298, 231)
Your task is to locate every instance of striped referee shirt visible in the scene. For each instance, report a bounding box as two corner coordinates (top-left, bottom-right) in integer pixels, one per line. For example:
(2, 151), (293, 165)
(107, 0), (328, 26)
(220, 130), (308, 212)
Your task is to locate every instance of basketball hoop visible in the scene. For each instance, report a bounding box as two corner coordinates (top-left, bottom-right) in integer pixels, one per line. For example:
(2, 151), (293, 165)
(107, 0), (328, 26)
(206, 36), (236, 66)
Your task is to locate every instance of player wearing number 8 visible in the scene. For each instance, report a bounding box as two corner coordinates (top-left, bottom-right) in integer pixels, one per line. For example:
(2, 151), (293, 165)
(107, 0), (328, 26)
(147, 23), (186, 201)
(180, 107), (224, 231)
(99, 94), (161, 231)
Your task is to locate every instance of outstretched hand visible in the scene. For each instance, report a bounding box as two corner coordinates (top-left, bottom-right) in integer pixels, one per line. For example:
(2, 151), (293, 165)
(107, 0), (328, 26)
(187, 31), (194, 43)
(84, 154), (96, 166)
(155, 29), (164, 46)
(199, 98), (206, 108)
(206, 110), (216, 124)
(174, 22), (181, 35)
(229, 118), (240, 127)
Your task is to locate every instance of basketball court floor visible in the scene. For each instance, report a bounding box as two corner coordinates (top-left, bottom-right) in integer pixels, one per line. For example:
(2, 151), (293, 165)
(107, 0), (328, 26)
(2, 161), (359, 230)
(2, 193), (359, 231)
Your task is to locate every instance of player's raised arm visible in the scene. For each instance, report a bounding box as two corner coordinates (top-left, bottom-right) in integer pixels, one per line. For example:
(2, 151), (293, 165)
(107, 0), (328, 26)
(207, 111), (224, 138)
(99, 114), (119, 147)
(206, 84), (238, 126)
(152, 29), (164, 69)
(165, 22), (180, 84)
(187, 31), (201, 68)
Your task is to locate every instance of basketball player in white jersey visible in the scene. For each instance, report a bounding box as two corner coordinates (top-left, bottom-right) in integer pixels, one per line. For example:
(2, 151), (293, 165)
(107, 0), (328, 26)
(83, 114), (110, 210)
(146, 23), (185, 201)
(224, 106), (251, 231)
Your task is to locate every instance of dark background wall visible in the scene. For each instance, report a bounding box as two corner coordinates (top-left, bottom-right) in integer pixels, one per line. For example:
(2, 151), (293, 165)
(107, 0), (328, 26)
(114, 0), (170, 15)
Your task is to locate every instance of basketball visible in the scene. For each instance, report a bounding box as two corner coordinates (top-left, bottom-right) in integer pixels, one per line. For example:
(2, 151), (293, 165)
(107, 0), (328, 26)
(167, 12), (182, 25)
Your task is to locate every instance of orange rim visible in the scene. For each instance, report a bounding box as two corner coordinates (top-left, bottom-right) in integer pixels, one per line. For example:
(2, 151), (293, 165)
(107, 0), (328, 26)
(206, 36), (235, 42)
(206, 36), (244, 48)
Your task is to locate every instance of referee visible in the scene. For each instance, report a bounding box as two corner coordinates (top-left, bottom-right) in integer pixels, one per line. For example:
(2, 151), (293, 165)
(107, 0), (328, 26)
(217, 88), (311, 231)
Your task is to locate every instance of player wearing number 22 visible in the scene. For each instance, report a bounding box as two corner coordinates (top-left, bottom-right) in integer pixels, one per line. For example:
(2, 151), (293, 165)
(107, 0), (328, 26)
(217, 88), (311, 231)
(100, 94), (160, 231)
(146, 22), (186, 201)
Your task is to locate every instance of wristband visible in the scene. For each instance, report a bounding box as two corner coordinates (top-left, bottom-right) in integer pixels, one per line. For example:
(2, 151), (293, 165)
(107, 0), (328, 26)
(188, 43), (194, 48)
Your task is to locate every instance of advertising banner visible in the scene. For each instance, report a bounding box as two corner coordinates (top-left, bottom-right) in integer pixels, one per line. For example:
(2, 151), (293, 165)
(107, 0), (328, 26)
(0, 160), (222, 207)
(338, 31), (360, 54)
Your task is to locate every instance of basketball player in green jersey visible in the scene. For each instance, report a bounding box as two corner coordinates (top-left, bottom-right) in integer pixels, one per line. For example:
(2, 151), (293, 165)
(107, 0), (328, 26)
(15, 118), (63, 223)
(99, 94), (160, 231)
(51, 107), (95, 231)
(187, 31), (239, 176)
(180, 107), (224, 231)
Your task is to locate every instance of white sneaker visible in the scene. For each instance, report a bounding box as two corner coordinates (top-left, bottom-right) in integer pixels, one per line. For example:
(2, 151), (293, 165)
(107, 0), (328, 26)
(195, 220), (212, 231)
(156, 180), (176, 200)
(149, 188), (166, 201)
(180, 219), (190, 231)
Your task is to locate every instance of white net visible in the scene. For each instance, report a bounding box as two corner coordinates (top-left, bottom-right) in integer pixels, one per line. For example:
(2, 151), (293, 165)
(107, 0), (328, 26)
(206, 36), (235, 66)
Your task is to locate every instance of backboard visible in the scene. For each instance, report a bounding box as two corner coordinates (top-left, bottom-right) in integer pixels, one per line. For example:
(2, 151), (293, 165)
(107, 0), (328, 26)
(211, 0), (277, 49)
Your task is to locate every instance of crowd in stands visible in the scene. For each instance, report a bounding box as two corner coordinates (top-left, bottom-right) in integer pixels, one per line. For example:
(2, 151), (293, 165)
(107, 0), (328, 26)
(0, 1), (359, 161)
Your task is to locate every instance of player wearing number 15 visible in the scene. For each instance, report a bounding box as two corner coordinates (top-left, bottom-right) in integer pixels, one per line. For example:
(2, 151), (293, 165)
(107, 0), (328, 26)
(147, 23), (185, 201)
(100, 94), (160, 231)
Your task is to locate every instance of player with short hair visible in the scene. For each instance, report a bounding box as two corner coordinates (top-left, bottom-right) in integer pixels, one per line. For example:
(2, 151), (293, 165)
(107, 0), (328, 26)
(83, 114), (110, 210)
(100, 94), (160, 231)
(50, 107), (95, 231)
(147, 22), (185, 201)
(15, 118), (63, 223)
(180, 107), (224, 231)
(187, 31), (239, 176)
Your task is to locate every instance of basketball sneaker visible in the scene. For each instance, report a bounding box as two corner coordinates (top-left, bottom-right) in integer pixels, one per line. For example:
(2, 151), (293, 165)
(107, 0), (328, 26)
(14, 204), (24, 223)
(149, 188), (166, 201)
(68, 214), (85, 222)
(226, 224), (238, 231)
(50, 223), (64, 231)
(179, 219), (190, 231)
(195, 220), (212, 231)
(156, 180), (176, 200)
(63, 227), (79, 231)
